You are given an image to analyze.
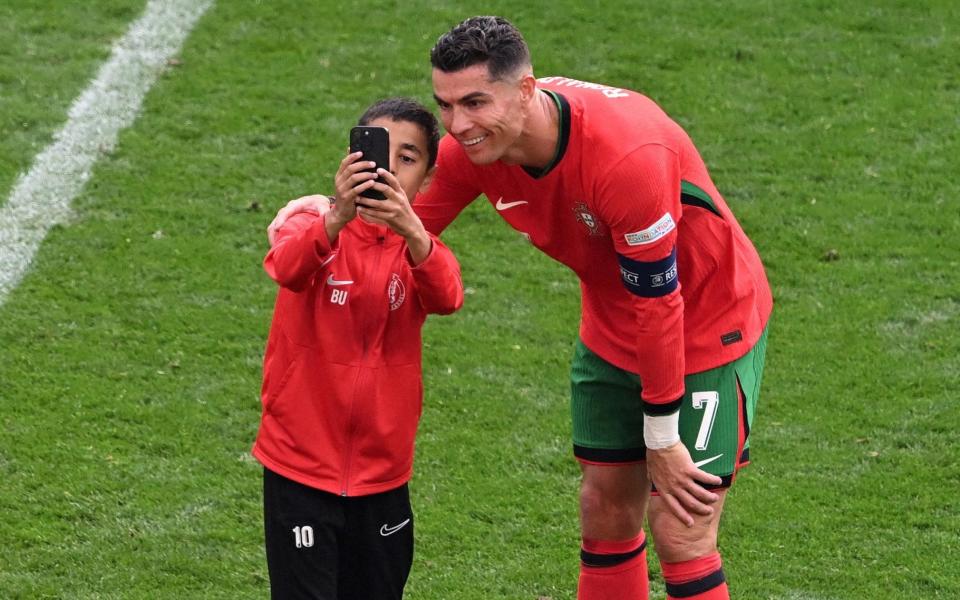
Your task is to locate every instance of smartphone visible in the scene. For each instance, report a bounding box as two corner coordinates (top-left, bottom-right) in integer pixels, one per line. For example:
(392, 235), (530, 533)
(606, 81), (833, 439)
(349, 126), (390, 200)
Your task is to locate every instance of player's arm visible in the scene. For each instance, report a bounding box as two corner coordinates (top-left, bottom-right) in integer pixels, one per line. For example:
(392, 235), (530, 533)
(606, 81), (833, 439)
(263, 212), (338, 292)
(264, 152), (375, 288)
(598, 144), (721, 525)
(411, 135), (482, 236)
(267, 151), (378, 245)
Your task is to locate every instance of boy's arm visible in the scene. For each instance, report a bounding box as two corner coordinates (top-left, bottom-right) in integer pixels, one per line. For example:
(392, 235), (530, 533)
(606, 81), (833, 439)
(407, 234), (464, 315)
(263, 212), (338, 292)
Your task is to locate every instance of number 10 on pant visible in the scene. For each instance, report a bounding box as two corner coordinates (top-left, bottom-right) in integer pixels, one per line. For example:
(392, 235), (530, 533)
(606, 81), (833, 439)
(293, 525), (314, 548)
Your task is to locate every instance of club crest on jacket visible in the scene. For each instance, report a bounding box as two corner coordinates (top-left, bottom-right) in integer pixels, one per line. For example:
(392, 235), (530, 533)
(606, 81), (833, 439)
(388, 273), (406, 311)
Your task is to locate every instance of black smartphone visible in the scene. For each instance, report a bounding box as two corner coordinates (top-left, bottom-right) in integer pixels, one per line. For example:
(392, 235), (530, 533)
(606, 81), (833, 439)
(349, 126), (390, 200)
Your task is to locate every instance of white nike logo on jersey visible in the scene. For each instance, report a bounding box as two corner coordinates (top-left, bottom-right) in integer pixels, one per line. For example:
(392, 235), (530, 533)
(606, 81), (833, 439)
(326, 274), (353, 286)
(495, 197), (528, 211)
(379, 518), (411, 537)
(694, 454), (723, 468)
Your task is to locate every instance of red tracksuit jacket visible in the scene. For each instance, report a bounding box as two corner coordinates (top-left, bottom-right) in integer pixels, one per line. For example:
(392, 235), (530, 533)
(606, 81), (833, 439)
(252, 212), (464, 497)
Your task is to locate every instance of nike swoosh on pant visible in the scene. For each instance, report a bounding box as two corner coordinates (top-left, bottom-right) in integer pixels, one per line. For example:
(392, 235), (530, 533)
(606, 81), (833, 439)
(694, 454), (723, 468)
(379, 518), (411, 536)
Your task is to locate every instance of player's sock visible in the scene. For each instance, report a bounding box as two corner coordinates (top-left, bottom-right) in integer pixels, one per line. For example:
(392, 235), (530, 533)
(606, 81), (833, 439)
(660, 552), (728, 599)
(577, 532), (648, 600)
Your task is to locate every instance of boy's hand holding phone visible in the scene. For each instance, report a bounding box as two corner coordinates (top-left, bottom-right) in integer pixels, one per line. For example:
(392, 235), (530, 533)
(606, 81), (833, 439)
(325, 151), (378, 241)
(357, 169), (432, 265)
(327, 125), (391, 242)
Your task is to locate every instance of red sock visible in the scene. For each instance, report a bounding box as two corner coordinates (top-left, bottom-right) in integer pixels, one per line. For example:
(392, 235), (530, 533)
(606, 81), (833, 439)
(577, 532), (648, 600)
(661, 552), (729, 599)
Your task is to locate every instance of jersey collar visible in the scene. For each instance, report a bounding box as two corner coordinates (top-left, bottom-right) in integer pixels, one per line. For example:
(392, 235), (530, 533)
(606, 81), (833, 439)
(522, 89), (570, 179)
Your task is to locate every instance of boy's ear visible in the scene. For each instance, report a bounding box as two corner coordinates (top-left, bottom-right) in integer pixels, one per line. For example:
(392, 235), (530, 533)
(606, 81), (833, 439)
(418, 165), (436, 194)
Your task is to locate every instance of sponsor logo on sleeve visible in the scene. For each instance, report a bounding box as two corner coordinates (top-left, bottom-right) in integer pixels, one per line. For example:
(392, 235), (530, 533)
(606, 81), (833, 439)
(624, 212), (676, 246)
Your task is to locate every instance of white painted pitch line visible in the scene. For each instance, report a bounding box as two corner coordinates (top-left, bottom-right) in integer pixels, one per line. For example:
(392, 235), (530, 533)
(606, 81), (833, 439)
(0, 0), (214, 306)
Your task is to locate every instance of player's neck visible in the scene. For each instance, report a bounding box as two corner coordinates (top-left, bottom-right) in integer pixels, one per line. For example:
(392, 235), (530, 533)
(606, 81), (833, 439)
(503, 88), (559, 169)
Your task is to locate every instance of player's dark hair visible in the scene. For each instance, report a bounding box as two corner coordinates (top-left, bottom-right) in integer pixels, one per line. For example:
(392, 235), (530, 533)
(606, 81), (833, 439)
(359, 97), (440, 168)
(430, 16), (531, 80)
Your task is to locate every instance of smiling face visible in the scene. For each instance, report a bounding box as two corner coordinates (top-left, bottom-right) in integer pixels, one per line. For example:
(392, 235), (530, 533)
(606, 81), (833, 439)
(365, 116), (433, 202)
(432, 63), (535, 166)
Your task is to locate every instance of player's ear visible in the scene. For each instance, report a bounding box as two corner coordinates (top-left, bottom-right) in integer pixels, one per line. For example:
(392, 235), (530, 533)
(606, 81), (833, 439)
(418, 165), (436, 194)
(518, 72), (537, 104)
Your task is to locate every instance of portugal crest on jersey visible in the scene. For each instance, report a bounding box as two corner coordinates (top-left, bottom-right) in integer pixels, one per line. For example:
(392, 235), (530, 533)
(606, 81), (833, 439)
(574, 202), (601, 236)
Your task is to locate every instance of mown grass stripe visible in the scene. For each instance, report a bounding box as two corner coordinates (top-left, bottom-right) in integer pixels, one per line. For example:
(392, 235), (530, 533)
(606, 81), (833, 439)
(0, 0), (213, 306)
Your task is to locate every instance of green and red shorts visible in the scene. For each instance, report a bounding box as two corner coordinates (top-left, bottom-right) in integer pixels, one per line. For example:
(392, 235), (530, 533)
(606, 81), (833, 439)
(570, 327), (768, 487)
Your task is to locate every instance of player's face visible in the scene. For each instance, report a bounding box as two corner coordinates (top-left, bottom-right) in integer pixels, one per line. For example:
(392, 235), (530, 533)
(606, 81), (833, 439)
(365, 116), (432, 202)
(432, 63), (532, 166)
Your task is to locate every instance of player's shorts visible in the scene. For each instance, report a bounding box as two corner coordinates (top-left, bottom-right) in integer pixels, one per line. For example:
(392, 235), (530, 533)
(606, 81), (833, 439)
(570, 327), (768, 487)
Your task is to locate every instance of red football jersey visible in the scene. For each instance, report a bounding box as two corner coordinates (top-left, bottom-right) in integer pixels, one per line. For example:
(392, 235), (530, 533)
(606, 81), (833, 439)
(415, 76), (772, 411)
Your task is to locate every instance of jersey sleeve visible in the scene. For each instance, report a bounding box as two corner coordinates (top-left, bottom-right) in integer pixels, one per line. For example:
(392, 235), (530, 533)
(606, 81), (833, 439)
(413, 135), (482, 235)
(263, 212), (338, 292)
(595, 143), (685, 415)
(407, 234), (465, 315)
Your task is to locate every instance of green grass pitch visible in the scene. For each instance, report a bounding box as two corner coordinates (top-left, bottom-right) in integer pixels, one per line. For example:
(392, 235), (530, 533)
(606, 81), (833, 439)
(1, 1), (958, 598)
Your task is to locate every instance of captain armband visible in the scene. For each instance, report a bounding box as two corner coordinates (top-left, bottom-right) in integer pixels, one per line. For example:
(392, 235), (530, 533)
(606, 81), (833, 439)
(617, 247), (678, 298)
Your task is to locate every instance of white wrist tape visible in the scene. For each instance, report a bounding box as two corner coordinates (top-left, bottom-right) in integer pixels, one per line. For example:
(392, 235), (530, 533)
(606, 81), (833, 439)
(644, 412), (680, 450)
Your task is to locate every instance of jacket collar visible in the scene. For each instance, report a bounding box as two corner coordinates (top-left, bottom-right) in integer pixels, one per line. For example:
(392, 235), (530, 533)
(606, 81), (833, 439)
(350, 215), (401, 245)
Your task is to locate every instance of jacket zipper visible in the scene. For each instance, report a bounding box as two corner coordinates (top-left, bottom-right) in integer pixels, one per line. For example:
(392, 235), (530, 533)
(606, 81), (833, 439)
(340, 232), (387, 496)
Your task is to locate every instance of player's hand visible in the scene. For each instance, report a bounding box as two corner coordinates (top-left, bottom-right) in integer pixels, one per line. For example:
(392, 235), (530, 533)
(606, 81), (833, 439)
(646, 441), (722, 527)
(356, 168), (432, 263)
(267, 194), (332, 246)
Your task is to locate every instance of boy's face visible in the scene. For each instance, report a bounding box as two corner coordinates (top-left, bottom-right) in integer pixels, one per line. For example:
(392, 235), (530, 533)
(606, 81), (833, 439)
(366, 116), (432, 201)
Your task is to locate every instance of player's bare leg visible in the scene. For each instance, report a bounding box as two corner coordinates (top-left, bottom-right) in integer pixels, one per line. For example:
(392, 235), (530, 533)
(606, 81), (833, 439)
(649, 490), (728, 600)
(577, 462), (650, 600)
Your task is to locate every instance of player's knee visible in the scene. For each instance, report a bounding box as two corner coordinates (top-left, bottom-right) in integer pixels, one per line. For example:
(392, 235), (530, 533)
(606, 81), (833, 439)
(651, 525), (717, 562)
(579, 481), (643, 527)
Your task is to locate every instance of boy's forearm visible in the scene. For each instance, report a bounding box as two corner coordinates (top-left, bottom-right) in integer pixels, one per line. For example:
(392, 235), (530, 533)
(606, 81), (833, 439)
(410, 237), (464, 315)
(404, 228), (432, 265)
(323, 208), (350, 245)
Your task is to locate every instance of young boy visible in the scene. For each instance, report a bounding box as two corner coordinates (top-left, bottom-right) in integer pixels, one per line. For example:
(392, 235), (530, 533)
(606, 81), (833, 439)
(252, 98), (464, 599)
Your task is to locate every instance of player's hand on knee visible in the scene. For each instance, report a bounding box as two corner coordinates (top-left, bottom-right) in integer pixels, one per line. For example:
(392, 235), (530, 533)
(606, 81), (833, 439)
(268, 194), (333, 246)
(647, 442), (722, 527)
